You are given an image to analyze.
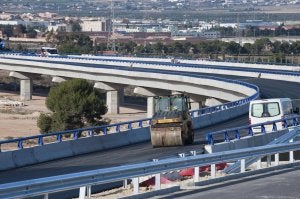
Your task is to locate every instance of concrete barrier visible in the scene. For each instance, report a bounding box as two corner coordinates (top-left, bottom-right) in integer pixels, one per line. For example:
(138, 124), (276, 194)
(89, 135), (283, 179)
(0, 128), (150, 171)
(193, 103), (249, 129)
(205, 129), (288, 153)
(0, 100), (248, 171)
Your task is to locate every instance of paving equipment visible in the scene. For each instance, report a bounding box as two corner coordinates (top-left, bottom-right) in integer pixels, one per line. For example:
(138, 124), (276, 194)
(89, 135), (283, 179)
(151, 94), (194, 147)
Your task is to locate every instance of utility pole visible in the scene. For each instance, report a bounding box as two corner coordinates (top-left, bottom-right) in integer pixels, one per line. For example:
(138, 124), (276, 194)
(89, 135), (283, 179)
(107, 0), (116, 52)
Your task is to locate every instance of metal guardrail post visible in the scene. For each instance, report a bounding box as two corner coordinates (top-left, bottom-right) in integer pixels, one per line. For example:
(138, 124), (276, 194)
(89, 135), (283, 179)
(256, 158), (262, 169)
(240, 159), (246, 173)
(86, 186), (91, 198)
(190, 151), (199, 182)
(38, 137), (44, 146)
(211, 164), (216, 179)
(290, 139), (294, 163)
(275, 153), (279, 166)
(44, 193), (49, 199)
(133, 177), (139, 195)
(88, 130), (94, 137)
(79, 186), (86, 199)
(267, 155), (272, 167)
(178, 153), (185, 158)
(153, 159), (161, 191)
(123, 179), (128, 189)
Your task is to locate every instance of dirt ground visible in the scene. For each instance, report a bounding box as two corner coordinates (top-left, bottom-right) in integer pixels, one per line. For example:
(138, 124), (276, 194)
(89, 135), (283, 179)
(0, 90), (147, 140)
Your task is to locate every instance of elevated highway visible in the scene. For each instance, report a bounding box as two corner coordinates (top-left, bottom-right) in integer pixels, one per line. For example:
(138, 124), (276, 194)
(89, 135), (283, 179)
(0, 54), (258, 116)
(0, 77), (298, 185)
(0, 54), (299, 198)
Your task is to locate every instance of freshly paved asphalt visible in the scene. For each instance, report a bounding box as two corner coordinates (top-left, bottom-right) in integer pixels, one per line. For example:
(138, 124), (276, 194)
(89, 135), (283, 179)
(166, 166), (300, 199)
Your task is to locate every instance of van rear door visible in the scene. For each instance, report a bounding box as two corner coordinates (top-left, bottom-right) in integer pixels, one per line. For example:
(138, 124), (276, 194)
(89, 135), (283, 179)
(250, 101), (282, 132)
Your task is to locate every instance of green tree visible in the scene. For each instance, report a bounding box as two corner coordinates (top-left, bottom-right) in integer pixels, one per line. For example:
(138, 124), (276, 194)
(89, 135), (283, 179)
(37, 113), (52, 133)
(57, 33), (93, 54)
(37, 79), (107, 133)
(225, 41), (241, 55)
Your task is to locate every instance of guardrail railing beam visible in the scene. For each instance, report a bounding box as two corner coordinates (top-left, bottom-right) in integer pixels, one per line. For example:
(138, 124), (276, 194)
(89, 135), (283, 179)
(0, 141), (299, 199)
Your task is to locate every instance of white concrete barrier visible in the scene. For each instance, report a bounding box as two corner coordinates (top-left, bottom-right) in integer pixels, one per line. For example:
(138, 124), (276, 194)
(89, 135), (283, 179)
(193, 103), (249, 129)
(0, 128), (150, 171)
(205, 129), (288, 153)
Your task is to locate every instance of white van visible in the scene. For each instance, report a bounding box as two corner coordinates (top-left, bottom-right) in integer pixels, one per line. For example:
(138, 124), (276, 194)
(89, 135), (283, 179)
(41, 47), (58, 56)
(249, 98), (294, 132)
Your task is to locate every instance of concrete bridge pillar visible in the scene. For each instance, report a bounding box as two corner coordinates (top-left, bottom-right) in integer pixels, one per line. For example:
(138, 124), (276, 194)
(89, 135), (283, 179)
(189, 94), (208, 110)
(9, 72), (32, 101)
(190, 99), (201, 110)
(147, 97), (155, 118)
(106, 90), (120, 114)
(134, 87), (171, 118)
(94, 82), (125, 114)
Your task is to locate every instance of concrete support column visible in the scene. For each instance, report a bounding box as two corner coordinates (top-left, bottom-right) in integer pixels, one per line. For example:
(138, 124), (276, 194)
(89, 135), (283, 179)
(190, 99), (201, 110)
(94, 82), (125, 115)
(188, 93), (208, 110)
(106, 90), (120, 114)
(20, 79), (32, 101)
(147, 97), (155, 118)
(9, 72), (32, 101)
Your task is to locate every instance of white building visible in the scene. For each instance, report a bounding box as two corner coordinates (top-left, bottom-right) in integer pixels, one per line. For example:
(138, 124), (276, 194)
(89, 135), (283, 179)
(80, 19), (108, 32)
(47, 21), (67, 32)
(0, 20), (24, 26)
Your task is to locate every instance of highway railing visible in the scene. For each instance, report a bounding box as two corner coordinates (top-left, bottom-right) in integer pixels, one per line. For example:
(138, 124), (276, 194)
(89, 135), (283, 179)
(0, 118), (151, 152)
(206, 115), (300, 145)
(0, 141), (299, 199)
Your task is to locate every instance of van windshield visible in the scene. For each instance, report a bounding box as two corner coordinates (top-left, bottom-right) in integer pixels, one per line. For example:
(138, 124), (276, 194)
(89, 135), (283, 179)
(251, 102), (280, 118)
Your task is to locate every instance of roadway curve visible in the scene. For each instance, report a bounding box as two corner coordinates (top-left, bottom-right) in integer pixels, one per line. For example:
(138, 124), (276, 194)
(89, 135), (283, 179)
(0, 74), (299, 184)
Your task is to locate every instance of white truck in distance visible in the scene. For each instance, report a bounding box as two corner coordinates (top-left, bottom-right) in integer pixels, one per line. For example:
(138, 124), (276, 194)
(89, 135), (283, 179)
(40, 47), (58, 56)
(249, 98), (299, 133)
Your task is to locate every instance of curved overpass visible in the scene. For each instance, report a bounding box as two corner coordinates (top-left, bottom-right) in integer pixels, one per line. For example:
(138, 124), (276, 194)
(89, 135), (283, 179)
(0, 55), (255, 102)
(0, 54), (298, 184)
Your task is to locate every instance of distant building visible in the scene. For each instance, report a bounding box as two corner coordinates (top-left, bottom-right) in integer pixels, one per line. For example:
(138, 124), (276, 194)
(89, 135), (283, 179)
(239, 20), (279, 29)
(0, 20), (23, 26)
(47, 21), (67, 32)
(114, 22), (161, 33)
(174, 28), (220, 39)
(80, 18), (109, 32)
(38, 12), (58, 19)
(0, 20), (48, 28)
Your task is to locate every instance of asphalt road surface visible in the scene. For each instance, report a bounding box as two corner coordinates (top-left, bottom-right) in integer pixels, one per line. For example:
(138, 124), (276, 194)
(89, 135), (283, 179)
(165, 166), (300, 199)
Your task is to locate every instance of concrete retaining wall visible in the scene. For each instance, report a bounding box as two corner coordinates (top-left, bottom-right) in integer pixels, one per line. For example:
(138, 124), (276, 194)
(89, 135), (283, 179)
(0, 127), (150, 171)
(205, 129), (288, 153)
(192, 103), (249, 129)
